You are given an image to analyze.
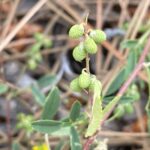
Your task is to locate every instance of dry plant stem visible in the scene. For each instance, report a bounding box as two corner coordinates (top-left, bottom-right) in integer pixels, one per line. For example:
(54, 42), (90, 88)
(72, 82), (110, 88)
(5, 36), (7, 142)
(0, 0), (47, 52)
(46, 1), (75, 24)
(0, 0), (20, 41)
(84, 37), (150, 150)
(96, 0), (102, 75)
(5, 99), (12, 149)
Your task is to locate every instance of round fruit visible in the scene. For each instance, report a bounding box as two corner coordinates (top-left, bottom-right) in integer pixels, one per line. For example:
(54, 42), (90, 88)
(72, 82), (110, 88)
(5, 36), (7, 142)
(70, 78), (81, 92)
(89, 76), (102, 94)
(114, 105), (125, 119)
(90, 29), (106, 44)
(78, 69), (91, 89)
(27, 59), (37, 70)
(72, 43), (86, 62)
(34, 52), (42, 62)
(69, 24), (84, 39)
(124, 103), (134, 114)
(43, 38), (52, 48)
(84, 37), (97, 54)
(34, 32), (44, 42)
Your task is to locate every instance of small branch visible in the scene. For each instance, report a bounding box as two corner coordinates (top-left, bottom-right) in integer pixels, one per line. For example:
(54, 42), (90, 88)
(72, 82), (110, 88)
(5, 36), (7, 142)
(103, 36), (150, 122)
(86, 54), (90, 73)
(0, 0), (47, 52)
(83, 136), (95, 150)
(84, 36), (150, 148)
(45, 134), (50, 150)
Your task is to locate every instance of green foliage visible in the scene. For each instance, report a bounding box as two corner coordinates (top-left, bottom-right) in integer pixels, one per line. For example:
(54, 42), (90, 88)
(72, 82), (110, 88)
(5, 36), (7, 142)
(38, 74), (57, 89)
(70, 126), (82, 150)
(105, 69), (126, 96)
(27, 33), (52, 70)
(104, 95), (136, 105)
(85, 97), (102, 137)
(0, 84), (9, 95)
(121, 40), (138, 50)
(54, 141), (65, 150)
(12, 142), (20, 150)
(32, 120), (70, 136)
(42, 87), (60, 119)
(31, 85), (45, 106)
(105, 43), (138, 97)
(17, 113), (34, 134)
(69, 101), (81, 122)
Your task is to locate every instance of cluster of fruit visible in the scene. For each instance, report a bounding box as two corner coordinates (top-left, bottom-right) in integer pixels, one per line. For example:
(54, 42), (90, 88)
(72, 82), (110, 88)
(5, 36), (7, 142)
(27, 33), (52, 70)
(70, 69), (102, 93)
(114, 103), (134, 119)
(69, 23), (106, 93)
(69, 24), (106, 62)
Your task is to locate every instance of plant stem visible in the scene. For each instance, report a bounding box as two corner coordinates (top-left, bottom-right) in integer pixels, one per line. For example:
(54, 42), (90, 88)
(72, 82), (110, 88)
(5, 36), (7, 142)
(145, 66), (150, 132)
(103, 36), (150, 123)
(84, 36), (150, 149)
(83, 136), (95, 150)
(86, 54), (90, 73)
(45, 134), (50, 150)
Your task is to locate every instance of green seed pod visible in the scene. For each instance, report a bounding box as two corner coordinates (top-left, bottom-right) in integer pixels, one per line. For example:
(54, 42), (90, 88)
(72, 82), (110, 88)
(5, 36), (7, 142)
(84, 37), (97, 54)
(34, 52), (42, 62)
(124, 103), (134, 114)
(43, 38), (52, 48)
(72, 43), (86, 62)
(34, 32), (44, 42)
(129, 84), (140, 100)
(27, 59), (37, 70)
(114, 105), (125, 119)
(90, 29), (106, 44)
(79, 69), (91, 89)
(70, 78), (81, 92)
(89, 75), (102, 94)
(69, 24), (84, 39)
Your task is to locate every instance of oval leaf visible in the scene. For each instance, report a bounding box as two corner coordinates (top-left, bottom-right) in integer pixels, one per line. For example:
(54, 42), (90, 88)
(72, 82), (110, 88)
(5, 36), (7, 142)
(38, 75), (57, 88)
(42, 87), (60, 119)
(0, 84), (8, 95)
(32, 120), (70, 136)
(31, 85), (45, 106)
(85, 96), (103, 137)
(69, 101), (81, 122)
(70, 126), (82, 150)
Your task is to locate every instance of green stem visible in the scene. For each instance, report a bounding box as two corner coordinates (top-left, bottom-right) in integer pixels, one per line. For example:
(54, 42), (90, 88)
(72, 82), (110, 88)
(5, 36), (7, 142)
(145, 66), (150, 132)
(86, 54), (90, 73)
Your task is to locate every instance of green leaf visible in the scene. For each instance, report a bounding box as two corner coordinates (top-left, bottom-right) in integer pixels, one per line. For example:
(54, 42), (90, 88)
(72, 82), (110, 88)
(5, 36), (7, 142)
(70, 126), (82, 150)
(38, 75), (57, 89)
(32, 120), (70, 136)
(54, 141), (65, 150)
(103, 95), (136, 104)
(42, 87), (60, 119)
(106, 69), (126, 96)
(125, 50), (137, 77)
(85, 96), (103, 137)
(12, 142), (20, 150)
(0, 84), (8, 95)
(69, 101), (81, 122)
(28, 43), (41, 56)
(121, 40), (138, 50)
(103, 95), (121, 117)
(31, 85), (45, 106)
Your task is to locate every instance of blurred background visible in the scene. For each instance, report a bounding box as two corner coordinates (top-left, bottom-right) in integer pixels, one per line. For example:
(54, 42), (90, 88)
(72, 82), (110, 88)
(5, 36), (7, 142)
(0, 0), (150, 150)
